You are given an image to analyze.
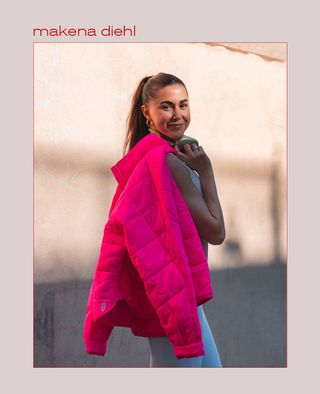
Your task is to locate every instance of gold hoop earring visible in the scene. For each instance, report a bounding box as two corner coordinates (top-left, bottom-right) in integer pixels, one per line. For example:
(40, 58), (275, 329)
(146, 119), (152, 128)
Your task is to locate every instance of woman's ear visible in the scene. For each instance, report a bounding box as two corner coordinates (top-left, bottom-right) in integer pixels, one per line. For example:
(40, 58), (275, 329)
(141, 104), (149, 119)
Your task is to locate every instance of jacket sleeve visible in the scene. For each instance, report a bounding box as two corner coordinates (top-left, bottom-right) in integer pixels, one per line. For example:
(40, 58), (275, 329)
(83, 214), (130, 356)
(83, 281), (114, 356)
(121, 199), (205, 359)
(83, 310), (113, 356)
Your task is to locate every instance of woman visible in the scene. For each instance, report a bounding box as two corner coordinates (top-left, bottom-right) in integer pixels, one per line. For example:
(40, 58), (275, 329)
(83, 72), (225, 368)
(128, 72), (225, 367)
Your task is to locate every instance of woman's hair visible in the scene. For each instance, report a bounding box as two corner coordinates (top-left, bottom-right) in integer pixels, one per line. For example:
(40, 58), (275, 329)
(122, 72), (187, 156)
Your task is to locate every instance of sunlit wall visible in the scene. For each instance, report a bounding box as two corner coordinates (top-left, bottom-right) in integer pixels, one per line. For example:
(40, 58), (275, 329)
(34, 42), (286, 283)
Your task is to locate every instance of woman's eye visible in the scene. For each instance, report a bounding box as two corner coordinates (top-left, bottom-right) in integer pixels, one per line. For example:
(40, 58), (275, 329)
(161, 105), (171, 110)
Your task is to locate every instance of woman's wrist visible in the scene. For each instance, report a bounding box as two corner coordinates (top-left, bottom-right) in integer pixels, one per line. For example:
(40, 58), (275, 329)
(198, 166), (214, 179)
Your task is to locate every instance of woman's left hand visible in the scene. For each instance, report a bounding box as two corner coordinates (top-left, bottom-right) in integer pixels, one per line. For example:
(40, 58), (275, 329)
(175, 143), (213, 177)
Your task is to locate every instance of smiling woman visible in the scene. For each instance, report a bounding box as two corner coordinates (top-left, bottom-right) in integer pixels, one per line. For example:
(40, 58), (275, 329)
(123, 73), (191, 153)
(84, 72), (225, 368)
(141, 84), (191, 141)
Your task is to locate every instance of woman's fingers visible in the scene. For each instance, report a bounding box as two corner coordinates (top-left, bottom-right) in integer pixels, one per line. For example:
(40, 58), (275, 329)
(175, 142), (213, 176)
(184, 143), (200, 154)
(184, 143), (194, 154)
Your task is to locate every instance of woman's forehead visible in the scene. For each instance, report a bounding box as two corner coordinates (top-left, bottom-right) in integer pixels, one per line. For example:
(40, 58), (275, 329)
(153, 84), (188, 102)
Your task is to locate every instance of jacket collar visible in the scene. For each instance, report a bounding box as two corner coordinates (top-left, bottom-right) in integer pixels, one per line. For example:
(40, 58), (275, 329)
(111, 133), (176, 187)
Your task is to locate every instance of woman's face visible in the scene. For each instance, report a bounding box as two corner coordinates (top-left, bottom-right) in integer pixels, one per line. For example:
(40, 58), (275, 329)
(141, 84), (191, 141)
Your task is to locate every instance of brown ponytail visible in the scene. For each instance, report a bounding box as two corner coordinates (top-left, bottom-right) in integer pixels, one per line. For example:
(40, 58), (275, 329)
(123, 76), (152, 156)
(122, 72), (187, 156)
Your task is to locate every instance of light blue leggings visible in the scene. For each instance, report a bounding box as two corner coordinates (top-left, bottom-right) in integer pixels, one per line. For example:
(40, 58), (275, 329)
(147, 305), (222, 367)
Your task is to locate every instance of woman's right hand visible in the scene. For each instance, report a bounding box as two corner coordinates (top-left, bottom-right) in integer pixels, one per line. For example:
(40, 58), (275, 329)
(175, 143), (213, 177)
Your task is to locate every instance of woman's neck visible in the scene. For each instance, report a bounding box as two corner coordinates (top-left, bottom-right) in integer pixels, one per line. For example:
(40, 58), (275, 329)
(148, 128), (176, 144)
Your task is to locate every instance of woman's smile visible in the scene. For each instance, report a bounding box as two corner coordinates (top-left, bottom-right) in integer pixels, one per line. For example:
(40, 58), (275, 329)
(168, 123), (184, 128)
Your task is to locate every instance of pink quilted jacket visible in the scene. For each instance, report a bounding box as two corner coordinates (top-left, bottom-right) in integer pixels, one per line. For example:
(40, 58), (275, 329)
(83, 133), (214, 359)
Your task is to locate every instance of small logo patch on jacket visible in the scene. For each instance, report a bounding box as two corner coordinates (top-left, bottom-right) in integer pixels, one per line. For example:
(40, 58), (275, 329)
(100, 302), (107, 312)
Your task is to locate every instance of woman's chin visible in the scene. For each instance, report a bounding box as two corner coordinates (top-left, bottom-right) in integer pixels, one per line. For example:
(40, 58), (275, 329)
(165, 128), (186, 140)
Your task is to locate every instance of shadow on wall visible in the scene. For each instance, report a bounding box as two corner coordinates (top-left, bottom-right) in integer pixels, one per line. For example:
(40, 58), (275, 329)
(34, 260), (287, 368)
(34, 143), (286, 282)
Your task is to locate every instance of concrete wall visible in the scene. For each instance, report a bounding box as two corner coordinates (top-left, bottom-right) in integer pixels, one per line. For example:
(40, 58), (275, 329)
(34, 263), (286, 367)
(34, 43), (287, 367)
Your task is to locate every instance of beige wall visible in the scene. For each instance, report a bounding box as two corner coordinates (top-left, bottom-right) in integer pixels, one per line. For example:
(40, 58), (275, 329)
(205, 43), (286, 61)
(34, 42), (286, 283)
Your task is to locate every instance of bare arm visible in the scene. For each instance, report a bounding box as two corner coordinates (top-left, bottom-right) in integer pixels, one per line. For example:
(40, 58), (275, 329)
(166, 144), (225, 245)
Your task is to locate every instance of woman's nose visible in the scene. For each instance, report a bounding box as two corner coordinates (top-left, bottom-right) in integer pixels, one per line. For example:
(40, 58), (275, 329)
(172, 107), (182, 120)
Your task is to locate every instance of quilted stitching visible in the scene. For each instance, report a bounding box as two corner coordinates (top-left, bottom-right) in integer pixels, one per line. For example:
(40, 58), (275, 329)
(83, 133), (213, 359)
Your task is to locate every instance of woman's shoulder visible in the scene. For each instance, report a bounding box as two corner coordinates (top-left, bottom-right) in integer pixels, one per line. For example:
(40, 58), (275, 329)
(166, 152), (190, 175)
(167, 152), (197, 177)
(166, 152), (200, 193)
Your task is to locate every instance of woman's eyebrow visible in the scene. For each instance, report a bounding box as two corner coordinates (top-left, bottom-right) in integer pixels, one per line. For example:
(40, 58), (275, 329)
(160, 99), (189, 104)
